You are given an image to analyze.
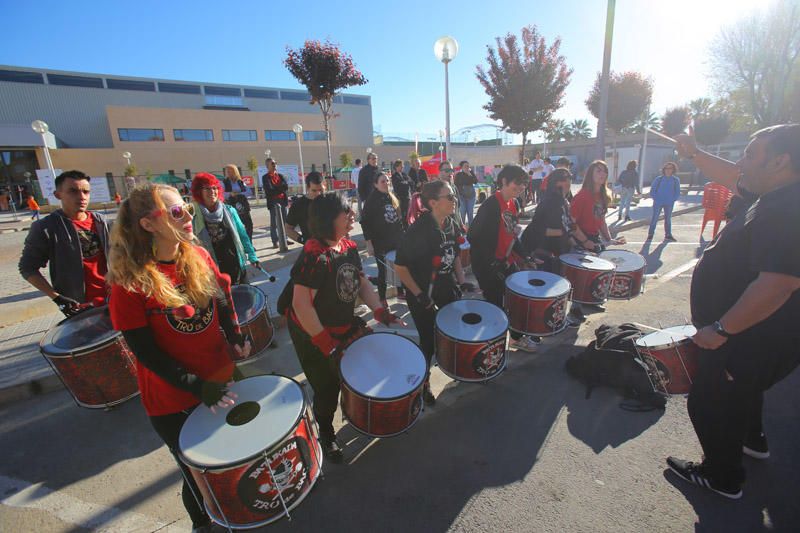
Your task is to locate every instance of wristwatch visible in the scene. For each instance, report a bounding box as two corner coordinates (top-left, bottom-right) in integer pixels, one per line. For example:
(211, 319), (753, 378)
(712, 321), (730, 338)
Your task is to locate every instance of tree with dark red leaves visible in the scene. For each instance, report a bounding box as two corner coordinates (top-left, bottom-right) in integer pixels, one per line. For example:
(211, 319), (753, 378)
(586, 71), (653, 134)
(285, 40), (367, 177)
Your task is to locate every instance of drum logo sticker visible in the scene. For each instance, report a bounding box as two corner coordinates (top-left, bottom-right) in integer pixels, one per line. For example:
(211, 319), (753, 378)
(610, 273), (633, 298)
(336, 263), (360, 303)
(165, 286), (214, 334)
(238, 437), (311, 517)
(545, 296), (568, 330)
(590, 272), (614, 301)
(473, 338), (506, 377)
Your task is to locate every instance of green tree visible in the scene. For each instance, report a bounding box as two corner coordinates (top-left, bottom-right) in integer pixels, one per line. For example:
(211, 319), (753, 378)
(621, 111), (660, 134)
(586, 71), (654, 133)
(123, 164), (138, 178)
(544, 119), (569, 142)
(476, 25), (573, 163)
(567, 118), (592, 139)
(285, 39), (368, 178)
(661, 106), (691, 137)
(694, 115), (731, 149)
(339, 151), (354, 168)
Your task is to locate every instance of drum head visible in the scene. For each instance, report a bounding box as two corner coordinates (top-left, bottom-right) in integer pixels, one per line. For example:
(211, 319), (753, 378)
(559, 253), (615, 271)
(179, 375), (304, 469)
(599, 250), (646, 272)
(505, 271), (571, 299)
(635, 325), (698, 349)
(340, 333), (426, 399)
(435, 299), (508, 342)
(40, 306), (118, 355)
(232, 285), (267, 324)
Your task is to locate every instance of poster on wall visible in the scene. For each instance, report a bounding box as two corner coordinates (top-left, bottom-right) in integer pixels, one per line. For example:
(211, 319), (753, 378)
(90, 177), (112, 203)
(36, 168), (62, 205)
(277, 164), (300, 187)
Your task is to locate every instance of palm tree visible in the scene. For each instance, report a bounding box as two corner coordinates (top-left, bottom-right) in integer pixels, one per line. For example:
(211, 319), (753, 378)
(568, 118), (592, 139)
(688, 97), (712, 119)
(544, 119), (569, 143)
(622, 111), (660, 134)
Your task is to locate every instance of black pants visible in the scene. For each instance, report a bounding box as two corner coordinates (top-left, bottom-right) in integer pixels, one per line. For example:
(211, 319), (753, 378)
(149, 409), (209, 528)
(474, 265), (522, 340)
(399, 199), (410, 229)
(406, 278), (460, 368)
(241, 212), (254, 240)
(374, 249), (390, 302)
(287, 319), (341, 440)
(531, 180), (543, 203)
(687, 329), (800, 485)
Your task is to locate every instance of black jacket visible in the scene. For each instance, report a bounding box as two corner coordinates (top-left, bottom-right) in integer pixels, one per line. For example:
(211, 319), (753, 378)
(262, 172), (288, 208)
(454, 170), (478, 199)
(361, 190), (404, 252)
(358, 164), (380, 201)
(19, 209), (110, 302)
(391, 171), (413, 204)
(408, 167), (428, 190)
(467, 194), (524, 273)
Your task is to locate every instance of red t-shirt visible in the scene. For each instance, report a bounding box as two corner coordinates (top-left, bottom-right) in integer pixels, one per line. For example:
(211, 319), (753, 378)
(71, 213), (108, 303)
(267, 172), (287, 202)
(493, 192), (521, 263)
(570, 188), (606, 237)
(109, 247), (235, 416)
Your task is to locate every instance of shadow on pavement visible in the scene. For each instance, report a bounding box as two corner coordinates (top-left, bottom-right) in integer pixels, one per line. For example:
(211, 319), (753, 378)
(640, 240), (669, 275)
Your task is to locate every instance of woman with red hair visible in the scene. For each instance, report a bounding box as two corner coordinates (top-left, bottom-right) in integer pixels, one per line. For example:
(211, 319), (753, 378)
(191, 173), (259, 284)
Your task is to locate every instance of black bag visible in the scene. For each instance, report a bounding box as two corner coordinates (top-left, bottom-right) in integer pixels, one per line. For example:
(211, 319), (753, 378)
(565, 323), (666, 411)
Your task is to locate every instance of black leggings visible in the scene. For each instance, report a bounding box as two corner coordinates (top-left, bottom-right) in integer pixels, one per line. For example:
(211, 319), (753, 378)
(149, 409), (209, 528)
(474, 265), (522, 340)
(374, 249), (390, 302)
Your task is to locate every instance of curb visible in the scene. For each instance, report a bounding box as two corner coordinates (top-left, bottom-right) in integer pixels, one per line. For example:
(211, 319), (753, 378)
(0, 226), (31, 234)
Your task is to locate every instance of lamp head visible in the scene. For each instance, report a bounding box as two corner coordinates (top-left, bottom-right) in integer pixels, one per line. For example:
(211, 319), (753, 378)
(434, 36), (459, 63)
(31, 120), (49, 134)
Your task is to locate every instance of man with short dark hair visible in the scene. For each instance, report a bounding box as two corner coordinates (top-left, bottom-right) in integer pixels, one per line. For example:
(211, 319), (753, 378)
(285, 172), (325, 244)
(262, 157), (289, 249)
(357, 152), (379, 214)
(19, 170), (110, 317)
(666, 124), (800, 500)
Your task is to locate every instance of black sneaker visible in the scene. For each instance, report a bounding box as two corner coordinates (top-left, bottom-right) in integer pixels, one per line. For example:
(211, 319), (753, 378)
(568, 310), (586, 323)
(665, 235), (677, 242)
(423, 385), (436, 406)
(625, 216), (631, 222)
(666, 457), (742, 499)
(743, 432), (770, 459)
(321, 437), (343, 464)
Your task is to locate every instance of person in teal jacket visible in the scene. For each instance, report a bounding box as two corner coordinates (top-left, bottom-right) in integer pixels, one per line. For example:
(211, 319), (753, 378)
(191, 172), (259, 284)
(647, 161), (682, 241)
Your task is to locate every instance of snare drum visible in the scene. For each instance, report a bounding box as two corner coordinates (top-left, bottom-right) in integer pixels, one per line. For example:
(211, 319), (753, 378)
(179, 375), (322, 529)
(435, 299), (508, 382)
(384, 250), (399, 288)
(339, 333), (427, 437)
(559, 253), (616, 305)
(504, 271), (571, 336)
(599, 250), (647, 299)
(39, 307), (139, 409)
(635, 325), (699, 395)
(231, 285), (273, 360)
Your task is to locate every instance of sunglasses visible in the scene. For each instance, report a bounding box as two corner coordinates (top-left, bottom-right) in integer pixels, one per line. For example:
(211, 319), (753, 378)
(442, 168), (454, 173)
(164, 203), (194, 220)
(437, 193), (456, 202)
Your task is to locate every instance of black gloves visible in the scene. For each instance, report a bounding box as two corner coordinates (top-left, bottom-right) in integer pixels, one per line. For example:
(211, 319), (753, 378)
(200, 380), (229, 407)
(415, 292), (435, 309)
(53, 294), (81, 317)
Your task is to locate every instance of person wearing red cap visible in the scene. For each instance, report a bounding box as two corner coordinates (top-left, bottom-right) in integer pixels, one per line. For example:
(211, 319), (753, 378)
(107, 183), (250, 532)
(190, 172), (259, 284)
(395, 180), (473, 405)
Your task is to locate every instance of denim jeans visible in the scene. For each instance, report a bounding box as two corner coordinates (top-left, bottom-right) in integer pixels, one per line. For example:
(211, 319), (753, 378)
(269, 203), (288, 245)
(618, 187), (635, 219)
(648, 202), (674, 236)
(460, 196), (476, 225)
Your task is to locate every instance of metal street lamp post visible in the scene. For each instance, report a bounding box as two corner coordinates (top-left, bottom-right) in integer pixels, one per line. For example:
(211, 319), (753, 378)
(31, 119), (56, 181)
(292, 124), (306, 194)
(434, 36), (459, 164)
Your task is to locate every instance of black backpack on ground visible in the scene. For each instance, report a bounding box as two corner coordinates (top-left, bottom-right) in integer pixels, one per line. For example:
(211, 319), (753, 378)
(565, 323), (667, 411)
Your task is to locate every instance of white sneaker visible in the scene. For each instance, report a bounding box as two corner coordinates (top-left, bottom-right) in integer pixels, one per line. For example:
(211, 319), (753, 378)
(510, 335), (539, 353)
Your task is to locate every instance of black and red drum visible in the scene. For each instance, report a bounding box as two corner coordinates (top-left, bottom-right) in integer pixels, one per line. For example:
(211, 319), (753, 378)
(231, 285), (273, 360)
(179, 375), (322, 529)
(599, 250), (647, 299)
(459, 239), (471, 270)
(504, 271), (571, 336)
(39, 306), (139, 409)
(339, 333), (427, 437)
(635, 325), (699, 395)
(435, 299), (508, 382)
(559, 253), (616, 305)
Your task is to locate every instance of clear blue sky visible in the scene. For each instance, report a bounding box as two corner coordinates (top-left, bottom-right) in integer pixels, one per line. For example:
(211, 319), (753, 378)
(1, 0), (763, 142)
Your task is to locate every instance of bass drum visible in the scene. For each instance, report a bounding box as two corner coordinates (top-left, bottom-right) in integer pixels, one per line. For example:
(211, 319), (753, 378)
(39, 307), (139, 409)
(231, 284), (274, 360)
(179, 375), (322, 529)
(435, 299), (508, 382)
(504, 271), (571, 336)
(599, 250), (647, 299)
(339, 333), (427, 438)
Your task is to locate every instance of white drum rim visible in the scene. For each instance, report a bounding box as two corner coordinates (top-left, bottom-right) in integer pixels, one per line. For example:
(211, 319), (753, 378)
(559, 253), (616, 271)
(179, 375), (307, 470)
(339, 333), (427, 400)
(435, 299), (509, 342)
(599, 250), (646, 272)
(504, 271), (572, 299)
(635, 325), (698, 351)
(231, 284), (269, 327)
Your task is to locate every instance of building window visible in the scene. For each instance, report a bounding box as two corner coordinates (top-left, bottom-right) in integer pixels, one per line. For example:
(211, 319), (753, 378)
(174, 129), (214, 142)
(204, 95), (244, 107)
(0, 69), (44, 84)
(222, 129), (258, 142)
(158, 82), (202, 94)
(47, 73), (104, 88)
(280, 91), (311, 101)
(342, 95), (370, 106)
(303, 131), (327, 141)
(265, 130), (296, 141)
(244, 88), (279, 99)
(118, 128), (165, 142)
(205, 85), (241, 96)
(106, 78), (156, 91)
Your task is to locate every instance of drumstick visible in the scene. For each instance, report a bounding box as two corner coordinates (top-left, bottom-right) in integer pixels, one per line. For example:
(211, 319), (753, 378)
(253, 263), (276, 282)
(645, 128), (678, 144)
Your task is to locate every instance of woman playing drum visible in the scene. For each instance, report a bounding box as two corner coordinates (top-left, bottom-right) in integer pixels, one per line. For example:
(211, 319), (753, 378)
(285, 193), (402, 463)
(107, 183), (250, 532)
(394, 180), (473, 405)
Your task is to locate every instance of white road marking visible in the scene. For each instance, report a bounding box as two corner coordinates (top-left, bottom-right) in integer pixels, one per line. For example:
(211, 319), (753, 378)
(652, 259), (699, 285)
(0, 474), (184, 533)
(624, 241), (703, 245)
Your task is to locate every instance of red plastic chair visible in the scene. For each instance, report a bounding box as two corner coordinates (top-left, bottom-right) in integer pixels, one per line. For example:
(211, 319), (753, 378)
(700, 183), (733, 238)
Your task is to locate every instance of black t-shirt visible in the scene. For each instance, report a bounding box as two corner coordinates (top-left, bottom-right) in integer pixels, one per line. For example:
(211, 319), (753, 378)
(291, 238), (363, 327)
(522, 191), (573, 256)
(361, 190), (403, 252)
(454, 171), (477, 199)
(395, 211), (459, 303)
(691, 181), (800, 332)
(286, 195), (312, 241)
(206, 219), (241, 283)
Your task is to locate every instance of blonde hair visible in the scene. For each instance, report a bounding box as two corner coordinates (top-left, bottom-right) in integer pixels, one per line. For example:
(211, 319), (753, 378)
(107, 183), (219, 309)
(376, 172), (400, 211)
(224, 164), (241, 181)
